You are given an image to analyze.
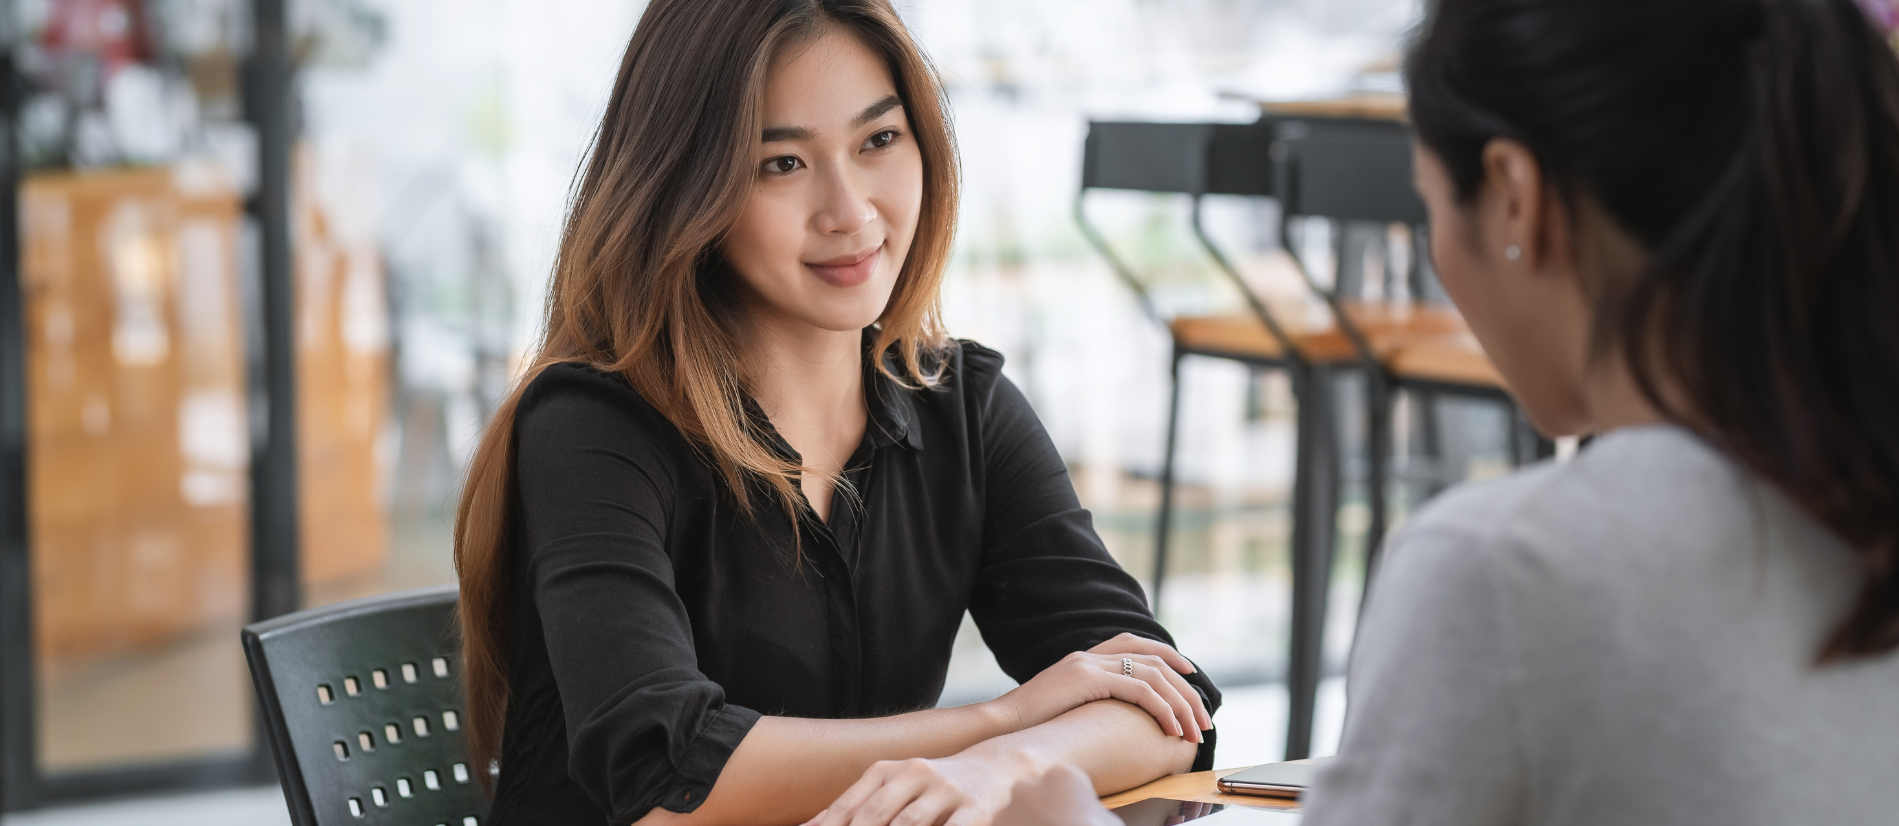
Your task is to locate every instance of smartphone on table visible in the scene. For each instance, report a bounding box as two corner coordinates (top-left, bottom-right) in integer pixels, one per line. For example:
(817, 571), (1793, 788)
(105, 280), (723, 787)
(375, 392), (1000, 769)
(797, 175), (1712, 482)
(1214, 761), (1323, 799)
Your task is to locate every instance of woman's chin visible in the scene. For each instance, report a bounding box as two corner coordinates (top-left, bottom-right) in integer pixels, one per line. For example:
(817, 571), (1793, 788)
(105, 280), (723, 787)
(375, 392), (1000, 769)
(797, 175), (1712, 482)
(740, 270), (902, 335)
(805, 284), (899, 332)
(777, 303), (892, 335)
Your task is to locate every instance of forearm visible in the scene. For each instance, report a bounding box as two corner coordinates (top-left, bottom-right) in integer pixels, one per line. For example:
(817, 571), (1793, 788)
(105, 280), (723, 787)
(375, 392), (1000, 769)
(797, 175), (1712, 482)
(785, 698), (1201, 826)
(965, 699), (1198, 797)
(637, 703), (1015, 826)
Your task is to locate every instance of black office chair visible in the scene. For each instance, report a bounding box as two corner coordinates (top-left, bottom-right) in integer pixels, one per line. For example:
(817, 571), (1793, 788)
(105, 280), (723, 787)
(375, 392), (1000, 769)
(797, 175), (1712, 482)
(243, 584), (489, 826)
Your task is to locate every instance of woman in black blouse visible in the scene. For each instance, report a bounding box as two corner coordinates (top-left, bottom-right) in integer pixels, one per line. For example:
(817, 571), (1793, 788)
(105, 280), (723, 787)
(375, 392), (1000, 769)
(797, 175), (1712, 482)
(453, 2), (1220, 825)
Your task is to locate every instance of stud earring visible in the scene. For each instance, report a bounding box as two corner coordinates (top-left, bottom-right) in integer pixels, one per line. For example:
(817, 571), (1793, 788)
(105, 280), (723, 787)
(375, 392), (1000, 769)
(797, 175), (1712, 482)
(1505, 244), (1522, 262)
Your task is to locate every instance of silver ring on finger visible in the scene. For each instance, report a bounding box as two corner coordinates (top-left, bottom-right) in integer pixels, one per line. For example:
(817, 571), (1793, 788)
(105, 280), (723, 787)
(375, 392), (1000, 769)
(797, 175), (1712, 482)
(1122, 657), (1135, 677)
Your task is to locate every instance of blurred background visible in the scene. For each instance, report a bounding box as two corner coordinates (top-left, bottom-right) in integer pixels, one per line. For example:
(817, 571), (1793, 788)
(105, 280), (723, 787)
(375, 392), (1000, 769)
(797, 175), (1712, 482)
(3, 0), (1884, 823)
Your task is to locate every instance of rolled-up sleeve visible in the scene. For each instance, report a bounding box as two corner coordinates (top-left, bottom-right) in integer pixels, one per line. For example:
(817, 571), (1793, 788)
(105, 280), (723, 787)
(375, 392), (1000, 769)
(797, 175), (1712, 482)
(962, 362), (1222, 771)
(516, 374), (761, 823)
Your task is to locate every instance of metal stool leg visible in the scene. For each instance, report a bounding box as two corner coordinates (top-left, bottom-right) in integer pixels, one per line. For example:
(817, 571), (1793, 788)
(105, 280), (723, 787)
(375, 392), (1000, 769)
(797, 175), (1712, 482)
(1525, 403), (1558, 461)
(1508, 399), (1526, 467)
(1417, 389), (1448, 497)
(1151, 345), (1186, 617)
(1362, 370), (1393, 606)
(1535, 434), (1559, 461)
(1286, 363), (1339, 760)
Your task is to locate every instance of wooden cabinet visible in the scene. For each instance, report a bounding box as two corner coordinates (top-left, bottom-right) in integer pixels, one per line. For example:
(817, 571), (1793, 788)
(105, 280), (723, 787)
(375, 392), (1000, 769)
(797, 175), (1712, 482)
(24, 167), (251, 662)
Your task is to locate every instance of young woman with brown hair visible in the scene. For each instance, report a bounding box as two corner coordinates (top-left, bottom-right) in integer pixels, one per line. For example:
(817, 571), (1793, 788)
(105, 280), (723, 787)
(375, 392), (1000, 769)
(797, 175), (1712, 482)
(453, 2), (1219, 825)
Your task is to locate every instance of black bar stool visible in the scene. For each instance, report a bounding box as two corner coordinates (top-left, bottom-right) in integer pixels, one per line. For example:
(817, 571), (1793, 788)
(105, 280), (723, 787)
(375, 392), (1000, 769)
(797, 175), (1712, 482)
(1078, 120), (1343, 760)
(1268, 117), (1548, 755)
(1081, 116), (1546, 760)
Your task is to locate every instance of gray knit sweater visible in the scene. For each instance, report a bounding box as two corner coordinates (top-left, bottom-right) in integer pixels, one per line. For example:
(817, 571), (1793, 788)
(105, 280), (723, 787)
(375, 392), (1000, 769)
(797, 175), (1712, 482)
(1303, 426), (1899, 826)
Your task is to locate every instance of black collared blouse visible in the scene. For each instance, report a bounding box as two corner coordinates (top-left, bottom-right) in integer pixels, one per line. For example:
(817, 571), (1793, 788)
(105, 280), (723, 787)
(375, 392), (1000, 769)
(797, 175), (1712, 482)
(488, 339), (1220, 826)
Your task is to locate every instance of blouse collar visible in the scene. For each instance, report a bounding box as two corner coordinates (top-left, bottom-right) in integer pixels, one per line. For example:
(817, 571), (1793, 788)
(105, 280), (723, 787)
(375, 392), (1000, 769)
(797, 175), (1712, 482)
(862, 329), (925, 453)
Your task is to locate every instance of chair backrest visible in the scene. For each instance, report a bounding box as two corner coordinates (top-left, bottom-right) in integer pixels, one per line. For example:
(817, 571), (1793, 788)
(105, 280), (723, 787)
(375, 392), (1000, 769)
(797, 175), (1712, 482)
(1204, 120), (1278, 197)
(1272, 118), (1427, 225)
(1078, 118), (1305, 356)
(242, 584), (488, 826)
(1264, 118), (1435, 365)
(1080, 121), (1216, 194)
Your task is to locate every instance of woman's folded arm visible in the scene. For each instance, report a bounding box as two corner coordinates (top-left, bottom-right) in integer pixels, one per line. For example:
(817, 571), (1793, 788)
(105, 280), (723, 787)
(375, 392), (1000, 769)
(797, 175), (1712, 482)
(793, 700), (1197, 826)
(639, 698), (1196, 826)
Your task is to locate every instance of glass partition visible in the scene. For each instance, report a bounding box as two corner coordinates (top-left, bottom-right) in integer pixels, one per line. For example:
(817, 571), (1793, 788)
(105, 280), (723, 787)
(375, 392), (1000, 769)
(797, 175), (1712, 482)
(24, 165), (254, 774)
(5, 0), (395, 796)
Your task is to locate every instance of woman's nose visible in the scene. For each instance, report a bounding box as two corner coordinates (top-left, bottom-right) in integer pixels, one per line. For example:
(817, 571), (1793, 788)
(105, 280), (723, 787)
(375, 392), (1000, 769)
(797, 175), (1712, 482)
(813, 164), (876, 236)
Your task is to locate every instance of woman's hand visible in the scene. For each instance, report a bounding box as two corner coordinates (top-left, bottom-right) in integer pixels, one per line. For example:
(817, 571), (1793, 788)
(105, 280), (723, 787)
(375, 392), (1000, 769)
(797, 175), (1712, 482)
(802, 753), (1019, 826)
(985, 634), (1211, 744)
(1084, 634), (1213, 742)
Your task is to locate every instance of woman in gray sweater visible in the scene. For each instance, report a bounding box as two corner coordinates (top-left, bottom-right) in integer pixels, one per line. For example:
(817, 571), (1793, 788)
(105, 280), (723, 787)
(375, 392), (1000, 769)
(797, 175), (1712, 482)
(987, 0), (1899, 823)
(1294, 0), (1899, 823)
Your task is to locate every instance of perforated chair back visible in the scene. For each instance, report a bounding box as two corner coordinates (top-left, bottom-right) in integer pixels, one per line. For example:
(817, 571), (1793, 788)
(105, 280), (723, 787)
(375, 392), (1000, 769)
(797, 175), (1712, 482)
(242, 584), (489, 826)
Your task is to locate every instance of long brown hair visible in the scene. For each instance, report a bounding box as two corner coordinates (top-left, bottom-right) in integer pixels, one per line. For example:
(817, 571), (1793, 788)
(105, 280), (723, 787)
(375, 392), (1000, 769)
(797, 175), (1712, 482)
(1408, 0), (1899, 659)
(453, 0), (958, 781)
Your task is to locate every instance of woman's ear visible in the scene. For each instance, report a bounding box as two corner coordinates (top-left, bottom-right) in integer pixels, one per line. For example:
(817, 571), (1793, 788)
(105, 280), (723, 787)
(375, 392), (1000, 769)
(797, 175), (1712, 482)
(1478, 139), (1568, 273)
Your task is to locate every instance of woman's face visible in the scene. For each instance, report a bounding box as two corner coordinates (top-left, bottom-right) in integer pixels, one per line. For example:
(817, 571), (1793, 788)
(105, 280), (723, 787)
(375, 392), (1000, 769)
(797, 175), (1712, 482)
(722, 28), (924, 336)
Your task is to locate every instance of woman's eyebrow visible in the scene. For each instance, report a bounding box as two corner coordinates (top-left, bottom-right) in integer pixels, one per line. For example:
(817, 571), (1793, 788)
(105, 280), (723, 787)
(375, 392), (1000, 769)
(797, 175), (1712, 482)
(760, 95), (904, 143)
(761, 125), (814, 142)
(851, 95), (903, 128)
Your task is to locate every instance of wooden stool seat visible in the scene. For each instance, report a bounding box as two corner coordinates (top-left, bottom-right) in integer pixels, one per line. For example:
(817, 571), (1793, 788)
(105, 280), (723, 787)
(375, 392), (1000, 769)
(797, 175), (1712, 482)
(1296, 302), (1469, 361)
(1169, 302), (1506, 390)
(1388, 333), (1506, 389)
(1169, 315), (1291, 361)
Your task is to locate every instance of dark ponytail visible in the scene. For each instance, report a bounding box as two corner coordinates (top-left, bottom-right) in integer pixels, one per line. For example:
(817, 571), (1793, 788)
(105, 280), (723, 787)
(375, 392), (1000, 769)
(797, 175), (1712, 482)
(1406, 0), (1899, 660)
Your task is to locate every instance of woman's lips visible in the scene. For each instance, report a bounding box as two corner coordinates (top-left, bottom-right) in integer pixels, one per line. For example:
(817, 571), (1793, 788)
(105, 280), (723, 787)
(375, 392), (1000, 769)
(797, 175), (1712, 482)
(805, 244), (882, 288)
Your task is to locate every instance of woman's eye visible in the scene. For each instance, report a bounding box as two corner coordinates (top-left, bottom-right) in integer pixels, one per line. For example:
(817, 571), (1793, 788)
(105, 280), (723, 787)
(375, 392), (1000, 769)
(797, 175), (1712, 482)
(764, 156), (802, 175)
(865, 129), (900, 150)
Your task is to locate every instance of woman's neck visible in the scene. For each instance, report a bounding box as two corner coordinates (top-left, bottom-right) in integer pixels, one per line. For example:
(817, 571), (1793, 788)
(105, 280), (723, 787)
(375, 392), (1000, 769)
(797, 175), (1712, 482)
(741, 320), (864, 425)
(1580, 347), (1671, 435)
(737, 309), (868, 522)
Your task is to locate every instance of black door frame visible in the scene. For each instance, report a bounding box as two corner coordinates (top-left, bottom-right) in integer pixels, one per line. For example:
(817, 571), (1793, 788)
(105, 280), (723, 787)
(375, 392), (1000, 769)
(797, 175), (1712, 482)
(0, 0), (301, 811)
